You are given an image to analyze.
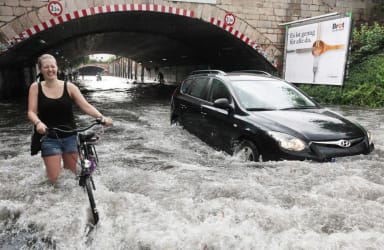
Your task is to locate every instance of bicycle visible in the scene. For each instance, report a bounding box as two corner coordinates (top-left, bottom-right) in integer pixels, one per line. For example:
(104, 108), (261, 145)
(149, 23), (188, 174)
(46, 118), (105, 225)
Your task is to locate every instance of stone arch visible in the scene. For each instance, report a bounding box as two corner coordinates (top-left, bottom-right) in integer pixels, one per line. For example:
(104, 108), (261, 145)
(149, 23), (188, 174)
(3, 3), (279, 68)
(78, 63), (108, 75)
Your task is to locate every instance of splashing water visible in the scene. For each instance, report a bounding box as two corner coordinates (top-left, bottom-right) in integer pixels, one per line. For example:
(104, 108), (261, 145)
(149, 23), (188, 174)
(1, 76), (383, 249)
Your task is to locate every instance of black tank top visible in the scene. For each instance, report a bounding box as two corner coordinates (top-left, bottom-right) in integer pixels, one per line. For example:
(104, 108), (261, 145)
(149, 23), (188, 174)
(38, 81), (76, 137)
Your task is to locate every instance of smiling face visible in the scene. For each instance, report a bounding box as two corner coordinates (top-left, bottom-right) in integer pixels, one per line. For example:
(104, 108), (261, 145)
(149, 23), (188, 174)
(38, 54), (58, 81)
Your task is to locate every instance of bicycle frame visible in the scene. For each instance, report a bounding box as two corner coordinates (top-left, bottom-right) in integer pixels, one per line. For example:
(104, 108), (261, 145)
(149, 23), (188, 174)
(47, 118), (104, 225)
(77, 132), (99, 182)
(77, 132), (100, 225)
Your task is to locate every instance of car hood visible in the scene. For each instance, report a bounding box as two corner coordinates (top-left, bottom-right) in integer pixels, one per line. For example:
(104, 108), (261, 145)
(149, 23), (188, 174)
(249, 109), (366, 141)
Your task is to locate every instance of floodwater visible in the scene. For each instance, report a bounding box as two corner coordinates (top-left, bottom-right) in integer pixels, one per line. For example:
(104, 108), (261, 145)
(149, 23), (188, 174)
(0, 76), (383, 249)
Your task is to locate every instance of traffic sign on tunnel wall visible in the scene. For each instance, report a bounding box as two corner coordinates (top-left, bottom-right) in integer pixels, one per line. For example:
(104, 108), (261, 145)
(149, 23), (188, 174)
(224, 13), (236, 26)
(48, 1), (63, 16)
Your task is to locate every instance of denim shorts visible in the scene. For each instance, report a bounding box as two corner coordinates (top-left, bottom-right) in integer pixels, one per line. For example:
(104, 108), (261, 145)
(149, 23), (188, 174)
(41, 135), (78, 157)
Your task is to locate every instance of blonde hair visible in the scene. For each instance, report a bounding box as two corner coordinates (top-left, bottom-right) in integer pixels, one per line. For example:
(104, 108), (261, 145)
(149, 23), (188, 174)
(37, 54), (57, 70)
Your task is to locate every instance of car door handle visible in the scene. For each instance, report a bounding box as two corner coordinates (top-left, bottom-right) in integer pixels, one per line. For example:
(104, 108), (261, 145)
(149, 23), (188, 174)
(201, 111), (207, 116)
(180, 104), (187, 110)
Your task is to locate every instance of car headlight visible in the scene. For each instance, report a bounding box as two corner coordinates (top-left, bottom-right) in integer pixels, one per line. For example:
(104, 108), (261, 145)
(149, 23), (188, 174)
(367, 130), (373, 145)
(267, 131), (306, 151)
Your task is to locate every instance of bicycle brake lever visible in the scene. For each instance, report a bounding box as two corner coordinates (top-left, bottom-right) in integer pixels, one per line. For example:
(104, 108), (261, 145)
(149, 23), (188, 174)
(96, 117), (103, 124)
(97, 116), (108, 126)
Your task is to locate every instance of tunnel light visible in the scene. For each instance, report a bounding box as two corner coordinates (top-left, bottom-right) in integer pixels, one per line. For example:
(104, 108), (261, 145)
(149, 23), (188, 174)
(161, 58), (167, 61)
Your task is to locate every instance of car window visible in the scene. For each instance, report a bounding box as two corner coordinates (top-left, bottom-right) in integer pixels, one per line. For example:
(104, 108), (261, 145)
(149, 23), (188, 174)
(187, 77), (210, 100)
(181, 79), (193, 93)
(210, 79), (231, 102)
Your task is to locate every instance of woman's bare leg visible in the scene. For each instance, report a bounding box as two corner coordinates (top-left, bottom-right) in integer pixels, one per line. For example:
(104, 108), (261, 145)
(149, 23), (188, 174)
(43, 154), (62, 184)
(63, 152), (78, 174)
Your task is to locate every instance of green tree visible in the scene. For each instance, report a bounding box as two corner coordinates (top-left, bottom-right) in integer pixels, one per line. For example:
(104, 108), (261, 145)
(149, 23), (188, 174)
(350, 22), (384, 64)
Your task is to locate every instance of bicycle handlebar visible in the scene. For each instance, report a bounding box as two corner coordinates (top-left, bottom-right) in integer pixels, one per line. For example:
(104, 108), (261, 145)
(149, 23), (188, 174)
(46, 118), (104, 135)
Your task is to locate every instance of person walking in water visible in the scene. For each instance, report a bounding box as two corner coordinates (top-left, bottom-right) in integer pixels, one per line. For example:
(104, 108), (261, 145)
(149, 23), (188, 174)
(157, 71), (164, 85)
(28, 54), (113, 184)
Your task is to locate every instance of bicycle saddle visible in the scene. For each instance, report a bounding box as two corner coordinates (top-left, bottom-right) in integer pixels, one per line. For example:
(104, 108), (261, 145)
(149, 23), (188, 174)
(79, 132), (98, 143)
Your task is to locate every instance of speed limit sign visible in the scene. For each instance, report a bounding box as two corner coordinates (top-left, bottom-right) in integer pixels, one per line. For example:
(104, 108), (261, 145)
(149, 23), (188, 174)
(48, 1), (63, 16)
(224, 13), (236, 26)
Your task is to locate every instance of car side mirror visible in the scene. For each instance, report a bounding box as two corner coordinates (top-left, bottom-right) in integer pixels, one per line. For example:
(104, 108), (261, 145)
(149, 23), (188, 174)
(213, 98), (233, 111)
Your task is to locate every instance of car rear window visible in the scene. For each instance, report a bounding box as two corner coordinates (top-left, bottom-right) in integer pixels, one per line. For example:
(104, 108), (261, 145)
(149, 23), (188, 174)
(181, 79), (193, 93)
(184, 77), (210, 100)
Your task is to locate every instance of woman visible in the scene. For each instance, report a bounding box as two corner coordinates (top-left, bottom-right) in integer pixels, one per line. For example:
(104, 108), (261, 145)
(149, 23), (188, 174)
(28, 54), (113, 184)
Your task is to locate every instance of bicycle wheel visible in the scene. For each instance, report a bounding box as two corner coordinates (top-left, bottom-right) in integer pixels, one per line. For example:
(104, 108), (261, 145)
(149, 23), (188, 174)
(85, 177), (99, 225)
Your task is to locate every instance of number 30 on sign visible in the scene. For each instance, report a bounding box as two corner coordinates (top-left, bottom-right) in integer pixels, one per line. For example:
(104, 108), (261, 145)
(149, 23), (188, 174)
(48, 1), (63, 16)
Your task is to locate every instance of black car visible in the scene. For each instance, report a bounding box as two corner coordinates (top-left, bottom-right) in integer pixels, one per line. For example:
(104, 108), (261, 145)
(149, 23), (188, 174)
(170, 70), (374, 162)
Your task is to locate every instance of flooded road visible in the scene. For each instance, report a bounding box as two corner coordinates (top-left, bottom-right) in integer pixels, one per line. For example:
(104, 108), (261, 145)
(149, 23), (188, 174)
(1, 76), (383, 249)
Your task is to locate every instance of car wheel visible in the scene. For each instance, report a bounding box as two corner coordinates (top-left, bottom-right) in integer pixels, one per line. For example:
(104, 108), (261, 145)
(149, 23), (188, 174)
(171, 114), (181, 126)
(234, 140), (259, 162)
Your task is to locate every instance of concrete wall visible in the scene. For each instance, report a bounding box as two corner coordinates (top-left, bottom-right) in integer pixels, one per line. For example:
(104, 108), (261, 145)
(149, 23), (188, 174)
(215, 0), (379, 51)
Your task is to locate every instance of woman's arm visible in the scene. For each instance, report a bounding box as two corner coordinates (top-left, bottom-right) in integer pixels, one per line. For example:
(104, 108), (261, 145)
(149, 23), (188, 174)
(27, 82), (47, 133)
(68, 82), (113, 126)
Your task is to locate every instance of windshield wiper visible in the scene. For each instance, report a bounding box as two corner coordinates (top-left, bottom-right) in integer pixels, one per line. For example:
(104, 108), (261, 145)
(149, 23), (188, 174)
(279, 106), (317, 110)
(246, 108), (276, 111)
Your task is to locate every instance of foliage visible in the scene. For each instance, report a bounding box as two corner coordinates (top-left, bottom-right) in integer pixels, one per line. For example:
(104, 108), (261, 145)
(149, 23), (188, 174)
(297, 22), (384, 108)
(106, 55), (116, 63)
(350, 22), (384, 64)
(70, 56), (90, 68)
(88, 54), (116, 63)
(68, 55), (116, 71)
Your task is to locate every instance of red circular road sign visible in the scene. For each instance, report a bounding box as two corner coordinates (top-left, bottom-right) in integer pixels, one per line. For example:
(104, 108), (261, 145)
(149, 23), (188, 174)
(48, 1), (63, 16)
(224, 13), (236, 26)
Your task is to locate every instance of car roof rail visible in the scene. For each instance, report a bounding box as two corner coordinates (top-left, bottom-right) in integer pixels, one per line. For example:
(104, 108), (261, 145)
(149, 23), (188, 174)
(230, 70), (272, 77)
(189, 70), (226, 76)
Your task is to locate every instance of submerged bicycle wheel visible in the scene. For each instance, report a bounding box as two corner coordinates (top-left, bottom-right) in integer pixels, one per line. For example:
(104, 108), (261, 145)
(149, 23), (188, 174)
(85, 177), (99, 225)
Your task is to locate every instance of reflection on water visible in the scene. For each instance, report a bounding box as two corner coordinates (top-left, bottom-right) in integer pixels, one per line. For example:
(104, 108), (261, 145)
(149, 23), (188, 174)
(1, 76), (384, 249)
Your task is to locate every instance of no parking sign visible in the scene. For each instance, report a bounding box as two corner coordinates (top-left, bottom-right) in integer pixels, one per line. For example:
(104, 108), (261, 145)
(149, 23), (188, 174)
(48, 1), (63, 16)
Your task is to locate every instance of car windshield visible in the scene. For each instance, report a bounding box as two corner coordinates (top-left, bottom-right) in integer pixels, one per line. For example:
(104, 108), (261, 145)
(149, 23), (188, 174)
(231, 79), (318, 110)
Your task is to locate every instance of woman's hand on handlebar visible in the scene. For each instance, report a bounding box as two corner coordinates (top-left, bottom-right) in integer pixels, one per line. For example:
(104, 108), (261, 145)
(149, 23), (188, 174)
(97, 116), (113, 127)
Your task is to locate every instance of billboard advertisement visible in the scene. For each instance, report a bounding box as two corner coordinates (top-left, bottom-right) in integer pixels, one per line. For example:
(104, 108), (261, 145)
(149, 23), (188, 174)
(283, 16), (352, 85)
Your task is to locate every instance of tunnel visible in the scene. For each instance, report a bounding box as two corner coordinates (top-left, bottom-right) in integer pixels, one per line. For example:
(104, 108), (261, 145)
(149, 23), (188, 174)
(78, 66), (105, 76)
(0, 4), (277, 99)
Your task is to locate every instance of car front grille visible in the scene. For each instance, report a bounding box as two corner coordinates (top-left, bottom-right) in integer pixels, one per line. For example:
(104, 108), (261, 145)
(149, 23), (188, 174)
(309, 137), (369, 160)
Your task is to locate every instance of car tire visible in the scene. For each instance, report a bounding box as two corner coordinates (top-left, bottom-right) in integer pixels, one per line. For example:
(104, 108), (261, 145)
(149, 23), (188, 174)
(171, 114), (181, 126)
(234, 140), (259, 162)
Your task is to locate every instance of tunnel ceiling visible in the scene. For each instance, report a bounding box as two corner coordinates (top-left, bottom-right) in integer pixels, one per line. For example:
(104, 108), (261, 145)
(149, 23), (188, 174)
(0, 11), (275, 72)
